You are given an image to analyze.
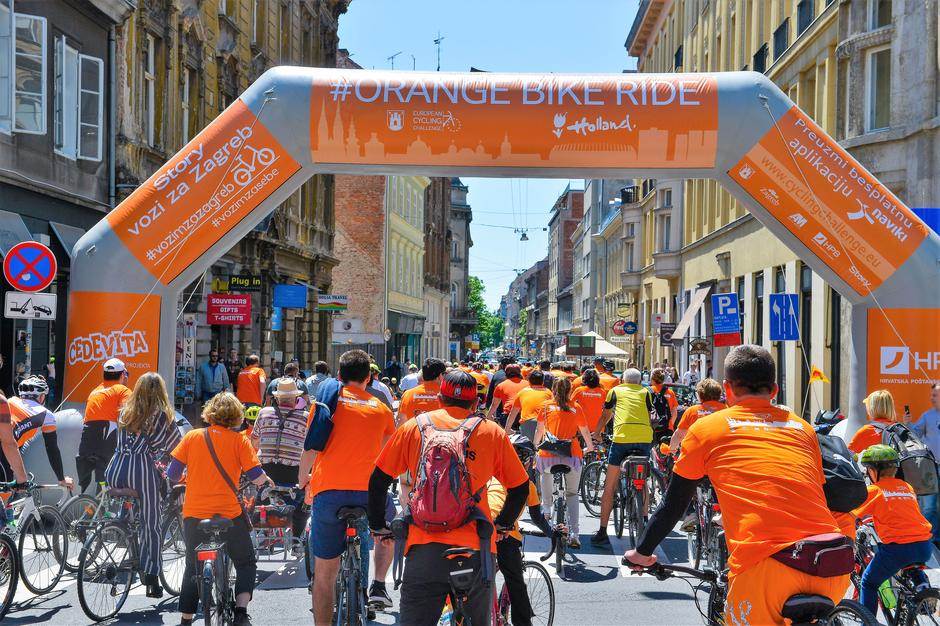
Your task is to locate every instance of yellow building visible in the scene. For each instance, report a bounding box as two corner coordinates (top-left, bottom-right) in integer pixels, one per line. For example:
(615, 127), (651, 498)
(627, 0), (848, 415)
(387, 175), (430, 363)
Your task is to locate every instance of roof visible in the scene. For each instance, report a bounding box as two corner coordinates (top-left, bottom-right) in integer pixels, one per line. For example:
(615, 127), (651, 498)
(625, 0), (668, 57)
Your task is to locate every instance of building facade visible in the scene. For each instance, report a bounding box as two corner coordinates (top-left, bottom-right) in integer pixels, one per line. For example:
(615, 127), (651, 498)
(115, 0), (346, 405)
(449, 177), (474, 359)
(423, 177), (451, 360)
(0, 0), (130, 399)
(546, 185), (583, 357)
(386, 175), (429, 365)
(625, 0), (938, 416)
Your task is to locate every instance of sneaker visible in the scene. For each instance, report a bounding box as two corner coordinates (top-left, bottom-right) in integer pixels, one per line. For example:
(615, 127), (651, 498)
(590, 529), (610, 546)
(368, 583), (393, 610)
(233, 611), (252, 626)
(568, 536), (581, 549)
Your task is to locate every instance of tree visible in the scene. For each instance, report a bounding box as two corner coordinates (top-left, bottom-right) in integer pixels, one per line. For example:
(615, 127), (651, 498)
(467, 276), (505, 350)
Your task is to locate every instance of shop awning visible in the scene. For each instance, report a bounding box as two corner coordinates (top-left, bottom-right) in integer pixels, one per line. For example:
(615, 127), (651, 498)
(50, 222), (86, 260)
(555, 331), (628, 357)
(0, 210), (33, 256)
(672, 285), (713, 342)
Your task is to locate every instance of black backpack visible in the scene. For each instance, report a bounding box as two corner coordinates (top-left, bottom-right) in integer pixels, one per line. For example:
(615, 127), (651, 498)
(817, 433), (868, 512)
(650, 388), (671, 431)
(877, 423), (939, 496)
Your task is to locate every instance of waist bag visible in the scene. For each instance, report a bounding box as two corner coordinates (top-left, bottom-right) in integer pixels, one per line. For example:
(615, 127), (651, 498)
(771, 535), (855, 577)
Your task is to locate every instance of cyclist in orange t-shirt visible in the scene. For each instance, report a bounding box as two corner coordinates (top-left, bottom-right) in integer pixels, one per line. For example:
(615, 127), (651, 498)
(486, 364), (529, 425)
(367, 370), (529, 626)
(78, 358), (131, 493)
(625, 345), (849, 626)
(570, 369), (608, 433)
(848, 389), (903, 454)
(668, 378), (726, 453)
(504, 369), (553, 441)
(235, 354), (266, 407)
(397, 358), (447, 424)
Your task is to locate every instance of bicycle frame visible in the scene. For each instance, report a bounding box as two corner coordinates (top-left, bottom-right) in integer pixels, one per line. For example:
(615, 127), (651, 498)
(853, 521), (931, 625)
(197, 533), (234, 625)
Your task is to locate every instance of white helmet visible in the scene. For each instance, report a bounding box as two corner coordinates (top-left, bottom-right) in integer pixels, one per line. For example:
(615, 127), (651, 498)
(18, 375), (49, 399)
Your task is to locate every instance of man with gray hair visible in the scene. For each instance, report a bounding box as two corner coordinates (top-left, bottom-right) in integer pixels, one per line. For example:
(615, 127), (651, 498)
(590, 367), (654, 545)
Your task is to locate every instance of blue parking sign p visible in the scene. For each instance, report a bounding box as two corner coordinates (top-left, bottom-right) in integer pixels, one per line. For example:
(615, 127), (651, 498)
(711, 293), (741, 334)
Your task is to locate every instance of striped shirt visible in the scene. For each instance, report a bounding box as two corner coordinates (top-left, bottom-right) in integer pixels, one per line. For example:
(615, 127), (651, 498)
(253, 402), (308, 466)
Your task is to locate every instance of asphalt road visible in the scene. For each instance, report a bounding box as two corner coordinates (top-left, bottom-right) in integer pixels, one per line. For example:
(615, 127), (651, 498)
(4, 503), (710, 626)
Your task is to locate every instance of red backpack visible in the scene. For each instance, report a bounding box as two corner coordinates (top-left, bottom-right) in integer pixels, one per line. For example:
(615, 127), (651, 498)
(409, 410), (484, 532)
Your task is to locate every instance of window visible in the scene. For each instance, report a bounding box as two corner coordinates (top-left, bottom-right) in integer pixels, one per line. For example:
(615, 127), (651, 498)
(829, 289), (841, 408)
(54, 36), (78, 157)
(660, 188), (672, 207)
(661, 215), (672, 251)
(865, 46), (890, 131)
(754, 272), (764, 344)
(143, 34), (156, 146)
(251, 0), (264, 45)
(797, 0), (814, 35)
(181, 67), (193, 144)
(279, 2), (290, 63)
(869, 0), (891, 29)
(753, 43), (768, 73)
(625, 241), (635, 271)
(301, 6), (314, 65)
(77, 54), (103, 160)
(219, 0), (235, 18)
(13, 13), (46, 134)
(773, 19), (789, 61)
(799, 265), (813, 418)
(0, 0), (12, 133)
(774, 267), (787, 400)
(674, 45), (683, 70)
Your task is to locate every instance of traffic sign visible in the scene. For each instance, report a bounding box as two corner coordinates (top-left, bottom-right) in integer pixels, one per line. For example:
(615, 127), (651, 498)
(624, 321), (638, 335)
(711, 293), (741, 334)
(651, 312), (665, 328)
(4, 292), (56, 320)
(769, 293), (800, 341)
(3, 241), (57, 293)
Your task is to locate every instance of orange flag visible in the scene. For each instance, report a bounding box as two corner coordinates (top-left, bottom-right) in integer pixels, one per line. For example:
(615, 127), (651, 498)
(809, 366), (830, 384)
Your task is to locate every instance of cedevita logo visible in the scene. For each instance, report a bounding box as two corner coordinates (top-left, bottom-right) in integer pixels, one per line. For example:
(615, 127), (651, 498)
(68, 331), (150, 365)
(880, 346), (940, 376)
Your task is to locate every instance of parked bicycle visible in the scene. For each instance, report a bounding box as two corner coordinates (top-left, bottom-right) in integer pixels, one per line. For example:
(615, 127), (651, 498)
(196, 515), (238, 626)
(539, 464), (571, 578)
(613, 455), (649, 546)
(3, 474), (68, 595)
(852, 519), (940, 625)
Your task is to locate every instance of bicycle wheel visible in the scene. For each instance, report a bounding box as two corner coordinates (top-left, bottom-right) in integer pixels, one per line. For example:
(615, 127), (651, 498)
(60, 493), (98, 572)
(494, 570), (510, 626)
(159, 512), (186, 596)
(554, 497), (565, 577)
(828, 598), (880, 625)
(201, 560), (216, 626)
(902, 588), (940, 626)
(77, 523), (135, 622)
(706, 576), (726, 626)
(18, 504), (67, 594)
(648, 467), (667, 510)
(579, 462), (605, 517)
(0, 533), (19, 621)
(612, 491), (624, 539)
(687, 525), (702, 570)
(214, 557), (235, 626)
(630, 488), (646, 547)
(522, 561), (555, 626)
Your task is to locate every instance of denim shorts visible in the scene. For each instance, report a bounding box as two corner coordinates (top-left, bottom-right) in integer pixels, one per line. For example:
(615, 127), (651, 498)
(309, 489), (396, 560)
(608, 442), (652, 467)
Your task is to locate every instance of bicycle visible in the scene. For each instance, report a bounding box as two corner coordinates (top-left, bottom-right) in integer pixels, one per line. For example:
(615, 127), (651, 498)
(250, 484), (303, 560)
(851, 519), (940, 625)
(490, 526), (555, 626)
(648, 436), (673, 509)
(196, 515), (237, 626)
(0, 483), (22, 620)
(539, 464), (570, 578)
(579, 435), (610, 518)
(3, 475), (68, 595)
(631, 561), (878, 625)
(61, 480), (120, 572)
(613, 456), (649, 546)
(687, 479), (727, 572)
(334, 505), (369, 626)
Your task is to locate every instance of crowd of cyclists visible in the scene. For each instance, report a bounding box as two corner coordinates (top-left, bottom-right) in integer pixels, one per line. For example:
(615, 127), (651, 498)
(0, 342), (938, 625)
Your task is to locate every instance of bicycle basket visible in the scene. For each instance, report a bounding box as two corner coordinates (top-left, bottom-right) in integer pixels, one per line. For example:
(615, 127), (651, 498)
(251, 504), (295, 528)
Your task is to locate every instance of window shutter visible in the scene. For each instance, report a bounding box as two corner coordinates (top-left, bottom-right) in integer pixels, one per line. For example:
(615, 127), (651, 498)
(12, 12), (46, 134)
(0, 0), (13, 131)
(77, 53), (103, 161)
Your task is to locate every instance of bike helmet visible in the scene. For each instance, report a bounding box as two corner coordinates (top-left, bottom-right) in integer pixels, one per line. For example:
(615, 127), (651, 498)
(244, 405), (261, 423)
(510, 433), (536, 462)
(18, 375), (48, 399)
(859, 444), (899, 469)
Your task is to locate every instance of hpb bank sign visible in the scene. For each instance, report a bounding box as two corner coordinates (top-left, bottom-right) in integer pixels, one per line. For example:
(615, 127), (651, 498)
(869, 309), (940, 418)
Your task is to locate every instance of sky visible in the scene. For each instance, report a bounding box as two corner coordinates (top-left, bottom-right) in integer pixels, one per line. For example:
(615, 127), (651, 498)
(338, 0), (641, 309)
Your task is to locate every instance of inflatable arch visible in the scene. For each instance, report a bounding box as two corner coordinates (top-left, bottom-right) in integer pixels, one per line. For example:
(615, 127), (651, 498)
(63, 68), (939, 426)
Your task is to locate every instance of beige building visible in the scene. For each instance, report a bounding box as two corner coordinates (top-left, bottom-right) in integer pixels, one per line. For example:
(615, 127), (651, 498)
(386, 175), (430, 364)
(625, 0), (936, 416)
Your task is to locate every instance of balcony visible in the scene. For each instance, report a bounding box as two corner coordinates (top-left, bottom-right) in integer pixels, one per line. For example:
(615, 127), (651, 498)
(621, 270), (643, 291)
(652, 250), (681, 279)
(450, 308), (477, 327)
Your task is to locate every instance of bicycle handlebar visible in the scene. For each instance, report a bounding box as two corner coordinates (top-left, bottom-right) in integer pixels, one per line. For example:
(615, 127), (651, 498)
(627, 561), (719, 583)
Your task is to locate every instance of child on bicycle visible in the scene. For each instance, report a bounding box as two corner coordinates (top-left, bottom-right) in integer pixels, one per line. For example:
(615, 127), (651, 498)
(854, 444), (933, 614)
(488, 434), (556, 626)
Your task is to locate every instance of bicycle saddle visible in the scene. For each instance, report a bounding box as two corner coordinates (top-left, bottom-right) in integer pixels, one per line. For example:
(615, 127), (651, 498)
(336, 506), (367, 523)
(199, 515), (234, 533)
(108, 487), (140, 498)
(550, 464), (571, 475)
(781, 594), (834, 623)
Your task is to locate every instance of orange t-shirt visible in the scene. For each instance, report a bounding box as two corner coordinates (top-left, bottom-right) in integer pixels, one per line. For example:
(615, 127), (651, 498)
(848, 419), (892, 454)
(674, 398), (839, 576)
(512, 387), (553, 424)
(397, 380), (442, 422)
(570, 385), (607, 432)
(236, 367), (266, 405)
(852, 478), (933, 544)
(676, 401), (727, 431)
(537, 403), (588, 458)
(599, 373), (620, 392)
(521, 366), (534, 380)
(309, 385), (395, 496)
(84, 382), (131, 423)
(833, 512), (857, 539)
(492, 377), (529, 414)
(375, 407), (529, 553)
(171, 425), (262, 519)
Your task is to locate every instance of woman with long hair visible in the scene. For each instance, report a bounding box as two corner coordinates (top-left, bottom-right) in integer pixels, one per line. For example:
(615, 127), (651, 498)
(533, 377), (594, 548)
(104, 372), (183, 598)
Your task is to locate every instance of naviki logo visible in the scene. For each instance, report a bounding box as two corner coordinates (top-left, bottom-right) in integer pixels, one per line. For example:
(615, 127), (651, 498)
(68, 331), (150, 365)
(386, 110), (404, 132)
(550, 112), (633, 139)
(788, 213), (808, 228)
(880, 346), (940, 376)
(760, 187), (781, 206)
(738, 164), (755, 180)
(847, 199), (876, 224)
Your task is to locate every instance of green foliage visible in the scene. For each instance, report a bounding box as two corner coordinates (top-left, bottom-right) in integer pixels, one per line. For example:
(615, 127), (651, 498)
(468, 276), (505, 350)
(517, 309), (528, 339)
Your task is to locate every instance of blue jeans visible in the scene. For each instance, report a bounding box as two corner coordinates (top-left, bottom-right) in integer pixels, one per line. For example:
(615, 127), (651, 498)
(860, 540), (932, 614)
(917, 493), (940, 543)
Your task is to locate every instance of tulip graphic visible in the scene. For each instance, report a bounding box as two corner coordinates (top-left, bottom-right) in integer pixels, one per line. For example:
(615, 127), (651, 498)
(552, 113), (566, 138)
